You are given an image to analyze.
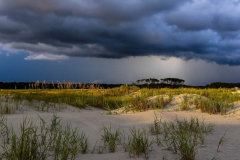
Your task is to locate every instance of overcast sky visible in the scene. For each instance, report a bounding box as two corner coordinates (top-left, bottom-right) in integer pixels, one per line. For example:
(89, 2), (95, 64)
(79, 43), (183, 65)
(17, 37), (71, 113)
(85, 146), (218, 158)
(1, 0), (240, 85)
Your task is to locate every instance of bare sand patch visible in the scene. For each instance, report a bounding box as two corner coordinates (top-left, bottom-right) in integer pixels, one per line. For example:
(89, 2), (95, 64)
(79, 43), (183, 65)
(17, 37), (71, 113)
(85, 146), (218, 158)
(2, 103), (240, 160)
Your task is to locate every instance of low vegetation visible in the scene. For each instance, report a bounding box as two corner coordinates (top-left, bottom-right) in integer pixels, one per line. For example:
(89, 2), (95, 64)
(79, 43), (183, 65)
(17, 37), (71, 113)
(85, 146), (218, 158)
(149, 114), (216, 160)
(123, 126), (154, 159)
(1, 85), (239, 115)
(0, 113), (227, 160)
(0, 81), (235, 159)
(100, 125), (121, 153)
(0, 114), (90, 159)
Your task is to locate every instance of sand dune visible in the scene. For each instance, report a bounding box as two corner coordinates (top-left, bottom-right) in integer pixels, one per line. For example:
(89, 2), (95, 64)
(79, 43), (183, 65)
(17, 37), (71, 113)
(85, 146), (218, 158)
(1, 94), (240, 160)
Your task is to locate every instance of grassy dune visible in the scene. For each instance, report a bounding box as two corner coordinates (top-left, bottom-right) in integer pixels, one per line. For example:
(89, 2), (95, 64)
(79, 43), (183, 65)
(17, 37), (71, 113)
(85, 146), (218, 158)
(1, 86), (239, 115)
(0, 86), (239, 159)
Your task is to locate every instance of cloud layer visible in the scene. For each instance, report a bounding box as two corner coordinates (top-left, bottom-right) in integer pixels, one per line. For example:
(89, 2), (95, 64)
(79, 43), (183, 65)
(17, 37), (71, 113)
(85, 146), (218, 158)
(0, 0), (240, 65)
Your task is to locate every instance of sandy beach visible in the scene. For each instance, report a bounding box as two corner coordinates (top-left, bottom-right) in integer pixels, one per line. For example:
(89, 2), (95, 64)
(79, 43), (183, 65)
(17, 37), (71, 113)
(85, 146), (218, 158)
(2, 94), (240, 160)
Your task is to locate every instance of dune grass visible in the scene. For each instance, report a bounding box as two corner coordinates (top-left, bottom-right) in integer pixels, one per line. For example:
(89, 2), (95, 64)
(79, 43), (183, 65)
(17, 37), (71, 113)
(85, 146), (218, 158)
(0, 111), (229, 160)
(1, 86), (240, 115)
(100, 125), (121, 153)
(0, 114), (90, 160)
(149, 114), (216, 160)
(123, 126), (154, 159)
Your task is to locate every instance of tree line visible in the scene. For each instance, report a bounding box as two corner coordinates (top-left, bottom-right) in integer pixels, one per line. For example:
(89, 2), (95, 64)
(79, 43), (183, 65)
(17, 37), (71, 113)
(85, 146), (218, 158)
(134, 78), (185, 88)
(1, 80), (240, 89)
(205, 82), (240, 88)
(0, 81), (123, 89)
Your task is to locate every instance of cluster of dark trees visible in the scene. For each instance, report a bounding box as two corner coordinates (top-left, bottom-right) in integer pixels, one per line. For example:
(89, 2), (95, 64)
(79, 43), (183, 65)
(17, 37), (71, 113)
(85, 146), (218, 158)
(134, 78), (186, 88)
(205, 82), (240, 88)
(136, 78), (159, 86)
(160, 78), (185, 85)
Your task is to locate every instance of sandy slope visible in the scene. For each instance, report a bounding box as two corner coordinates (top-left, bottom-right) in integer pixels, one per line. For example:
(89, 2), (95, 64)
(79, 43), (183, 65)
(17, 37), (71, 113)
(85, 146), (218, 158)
(1, 94), (240, 160)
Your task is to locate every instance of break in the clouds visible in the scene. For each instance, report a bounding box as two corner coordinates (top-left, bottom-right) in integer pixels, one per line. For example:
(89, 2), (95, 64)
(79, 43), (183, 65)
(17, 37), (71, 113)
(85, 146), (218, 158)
(0, 0), (240, 65)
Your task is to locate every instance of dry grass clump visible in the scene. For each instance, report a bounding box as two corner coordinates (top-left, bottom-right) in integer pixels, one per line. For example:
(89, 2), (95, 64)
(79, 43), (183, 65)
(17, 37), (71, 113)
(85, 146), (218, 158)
(180, 95), (190, 110)
(194, 96), (233, 115)
(0, 114), (90, 159)
(149, 95), (172, 110)
(93, 125), (154, 159)
(100, 125), (121, 153)
(149, 114), (216, 160)
(177, 94), (234, 115)
(123, 126), (154, 159)
(0, 95), (24, 114)
(0, 95), (67, 114)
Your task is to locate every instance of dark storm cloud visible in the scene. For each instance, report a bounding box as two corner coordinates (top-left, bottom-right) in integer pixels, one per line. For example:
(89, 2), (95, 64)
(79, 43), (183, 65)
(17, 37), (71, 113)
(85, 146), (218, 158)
(0, 0), (240, 65)
(0, 0), (185, 22)
(165, 0), (240, 32)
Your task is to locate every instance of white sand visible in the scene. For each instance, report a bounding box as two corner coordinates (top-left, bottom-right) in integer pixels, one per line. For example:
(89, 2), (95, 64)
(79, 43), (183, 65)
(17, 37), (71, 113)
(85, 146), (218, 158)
(1, 94), (240, 160)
